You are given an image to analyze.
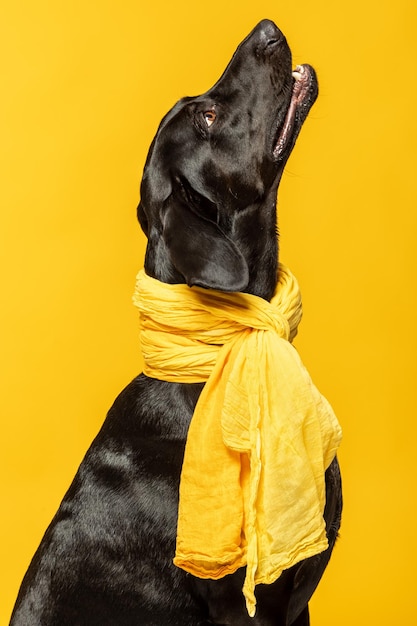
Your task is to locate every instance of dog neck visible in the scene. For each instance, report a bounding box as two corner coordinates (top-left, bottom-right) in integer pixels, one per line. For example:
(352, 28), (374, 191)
(142, 189), (280, 302)
(231, 196), (279, 301)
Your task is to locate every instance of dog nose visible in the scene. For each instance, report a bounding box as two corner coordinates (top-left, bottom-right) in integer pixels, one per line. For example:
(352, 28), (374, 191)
(256, 19), (285, 48)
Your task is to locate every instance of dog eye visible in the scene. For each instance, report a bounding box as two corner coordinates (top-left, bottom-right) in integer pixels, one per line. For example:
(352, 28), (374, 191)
(203, 110), (217, 127)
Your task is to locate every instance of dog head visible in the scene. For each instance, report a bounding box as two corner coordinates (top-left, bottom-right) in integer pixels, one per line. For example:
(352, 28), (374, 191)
(138, 19), (318, 299)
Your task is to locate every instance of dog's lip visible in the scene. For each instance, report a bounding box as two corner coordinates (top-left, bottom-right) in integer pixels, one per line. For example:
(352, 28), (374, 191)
(272, 64), (316, 160)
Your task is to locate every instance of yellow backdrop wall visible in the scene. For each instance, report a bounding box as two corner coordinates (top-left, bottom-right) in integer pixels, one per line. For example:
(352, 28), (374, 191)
(1, 1), (416, 623)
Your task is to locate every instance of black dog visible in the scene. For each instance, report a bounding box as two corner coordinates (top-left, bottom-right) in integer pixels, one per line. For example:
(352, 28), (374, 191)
(10, 20), (342, 626)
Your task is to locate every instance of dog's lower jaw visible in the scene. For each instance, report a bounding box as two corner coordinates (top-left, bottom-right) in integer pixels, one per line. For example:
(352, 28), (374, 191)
(273, 64), (318, 161)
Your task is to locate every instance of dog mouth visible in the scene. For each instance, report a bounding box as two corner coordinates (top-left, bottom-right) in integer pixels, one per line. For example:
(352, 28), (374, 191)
(273, 64), (317, 160)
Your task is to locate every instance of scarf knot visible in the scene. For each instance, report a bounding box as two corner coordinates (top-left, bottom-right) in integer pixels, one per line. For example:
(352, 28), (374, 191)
(132, 263), (342, 617)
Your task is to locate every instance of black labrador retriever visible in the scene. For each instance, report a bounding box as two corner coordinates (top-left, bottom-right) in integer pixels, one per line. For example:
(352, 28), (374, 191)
(10, 19), (342, 626)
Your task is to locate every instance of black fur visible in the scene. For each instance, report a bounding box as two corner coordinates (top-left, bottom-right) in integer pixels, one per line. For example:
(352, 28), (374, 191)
(10, 20), (342, 626)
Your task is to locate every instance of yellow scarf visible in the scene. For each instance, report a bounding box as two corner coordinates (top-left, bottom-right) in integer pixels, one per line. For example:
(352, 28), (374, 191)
(132, 264), (342, 617)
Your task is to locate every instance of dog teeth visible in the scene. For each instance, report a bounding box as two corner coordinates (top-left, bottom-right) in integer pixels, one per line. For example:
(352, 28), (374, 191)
(292, 65), (305, 81)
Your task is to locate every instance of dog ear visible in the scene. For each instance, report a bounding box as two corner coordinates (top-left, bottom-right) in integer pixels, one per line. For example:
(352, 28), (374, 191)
(162, 197), (249, 292)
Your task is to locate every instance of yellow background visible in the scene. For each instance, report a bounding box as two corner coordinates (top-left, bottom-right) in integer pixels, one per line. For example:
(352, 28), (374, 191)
(1, 0), (416, 623)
